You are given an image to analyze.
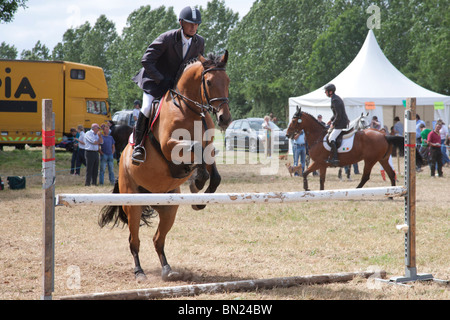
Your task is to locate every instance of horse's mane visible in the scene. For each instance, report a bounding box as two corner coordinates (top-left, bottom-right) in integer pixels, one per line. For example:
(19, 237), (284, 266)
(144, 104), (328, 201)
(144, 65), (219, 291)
(203, 52), (227, 69)
(298, 110), (327, 129)
(184, 52), (226, 72)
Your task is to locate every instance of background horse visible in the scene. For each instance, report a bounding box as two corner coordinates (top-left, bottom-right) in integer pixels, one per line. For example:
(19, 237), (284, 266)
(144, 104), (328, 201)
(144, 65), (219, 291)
(109, 122), (133, 164)
(286, 107), (403, 191)
(99, 51), (231, 282)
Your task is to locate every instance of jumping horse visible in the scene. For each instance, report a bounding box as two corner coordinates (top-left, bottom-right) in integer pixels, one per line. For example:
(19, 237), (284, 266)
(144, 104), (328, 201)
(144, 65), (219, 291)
(286, 106), (403, 192)
(99, 51), (231, 281)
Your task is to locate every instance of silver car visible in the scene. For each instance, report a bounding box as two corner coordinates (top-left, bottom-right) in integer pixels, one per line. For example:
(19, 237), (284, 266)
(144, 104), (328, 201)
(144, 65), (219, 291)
(224, 118), (289, 153)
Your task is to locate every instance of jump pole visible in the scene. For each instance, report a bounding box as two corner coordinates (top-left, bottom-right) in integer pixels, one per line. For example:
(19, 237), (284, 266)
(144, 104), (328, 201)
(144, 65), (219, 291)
(56, 186), (406, 207)
(377, 97), (445, 285)
(42, 99), (55, 300)
(59, 270), (385, 300)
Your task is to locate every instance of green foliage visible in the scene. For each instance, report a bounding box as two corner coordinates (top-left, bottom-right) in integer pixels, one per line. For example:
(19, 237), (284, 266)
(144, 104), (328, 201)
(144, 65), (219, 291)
(0, 41), (18, 59)
(199, 0), (239, 55)
(20, 40), (50, 60)
(0, 0), (28, 23)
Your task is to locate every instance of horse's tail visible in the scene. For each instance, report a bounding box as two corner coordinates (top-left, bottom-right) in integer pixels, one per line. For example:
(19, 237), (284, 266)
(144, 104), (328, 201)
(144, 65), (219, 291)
(98, 179), (128, 228)
(385, 135), (404, 150)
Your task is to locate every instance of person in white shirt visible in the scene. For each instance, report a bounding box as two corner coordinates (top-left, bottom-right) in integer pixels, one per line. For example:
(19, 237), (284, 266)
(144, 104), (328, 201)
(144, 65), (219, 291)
(74, 125), (86, 175)
(84, 123), (103, 186)
(438, 120), (450, 166)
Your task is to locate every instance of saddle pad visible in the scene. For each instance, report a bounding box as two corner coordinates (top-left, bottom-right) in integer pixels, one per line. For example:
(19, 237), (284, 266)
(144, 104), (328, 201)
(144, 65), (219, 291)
(323, 134), (356, 153)
(129, 97), (164, 146)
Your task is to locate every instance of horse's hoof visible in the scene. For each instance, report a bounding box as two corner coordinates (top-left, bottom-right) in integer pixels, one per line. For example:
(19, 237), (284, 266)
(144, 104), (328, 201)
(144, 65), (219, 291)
(161, 265), (180, 281)
(134, 267), (147, 282)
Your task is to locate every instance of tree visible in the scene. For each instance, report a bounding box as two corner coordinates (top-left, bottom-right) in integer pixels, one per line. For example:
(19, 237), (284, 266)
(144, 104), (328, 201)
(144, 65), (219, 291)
(199, 0), (239, 55)
(0, 41), (18, 59)
(52, 22), (91, 62)
(227, 0), (332, 122)
(20, 40), (50, 60)
(0, 0), (27, 23)
(304, 5), (369, 91)
(81, 15), (118, 81)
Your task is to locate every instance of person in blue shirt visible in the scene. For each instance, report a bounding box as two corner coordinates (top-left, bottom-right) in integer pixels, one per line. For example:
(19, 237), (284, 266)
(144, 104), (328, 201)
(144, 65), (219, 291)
(99, 124), (116, 185)
(291, 130), (306, 176)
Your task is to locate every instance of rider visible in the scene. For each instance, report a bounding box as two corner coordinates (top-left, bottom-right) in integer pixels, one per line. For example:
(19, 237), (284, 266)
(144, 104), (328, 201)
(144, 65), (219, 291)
(131, 6), (205, 164)
(324, 84), (349, 166)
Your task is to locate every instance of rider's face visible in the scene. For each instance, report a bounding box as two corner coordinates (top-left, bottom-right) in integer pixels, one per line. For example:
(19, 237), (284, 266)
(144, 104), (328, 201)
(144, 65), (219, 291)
(180, 20), (199, 38)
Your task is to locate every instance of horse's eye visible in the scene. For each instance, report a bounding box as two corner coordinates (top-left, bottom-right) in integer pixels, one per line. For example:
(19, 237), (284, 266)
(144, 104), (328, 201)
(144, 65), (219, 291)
(206, 80), (212, 86)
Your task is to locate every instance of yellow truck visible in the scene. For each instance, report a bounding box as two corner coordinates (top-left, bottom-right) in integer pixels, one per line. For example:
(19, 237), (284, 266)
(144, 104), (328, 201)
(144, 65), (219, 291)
(0, 60), (111, 149)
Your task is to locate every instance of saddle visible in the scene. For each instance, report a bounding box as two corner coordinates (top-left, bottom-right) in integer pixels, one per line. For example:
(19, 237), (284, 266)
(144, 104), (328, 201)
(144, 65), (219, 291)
(323, 126), (357, 153)
(129, 96), (203, 179)
(129, 98), (162, 146)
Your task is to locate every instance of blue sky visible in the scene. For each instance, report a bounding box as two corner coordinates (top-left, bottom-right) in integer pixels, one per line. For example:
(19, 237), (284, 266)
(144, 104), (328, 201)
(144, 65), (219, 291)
(0, 0), (253, 55)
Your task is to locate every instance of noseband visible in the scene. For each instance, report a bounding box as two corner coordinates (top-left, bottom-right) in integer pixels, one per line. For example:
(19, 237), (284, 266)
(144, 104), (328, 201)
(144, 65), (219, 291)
(170, 67), (229, 117)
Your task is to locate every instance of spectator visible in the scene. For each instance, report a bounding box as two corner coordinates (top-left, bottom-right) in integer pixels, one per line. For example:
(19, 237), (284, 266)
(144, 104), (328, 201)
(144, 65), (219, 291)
(291, 130), (306, 175)
(415, 114), (425, 145)
(74, 125), (86, 175)
(84, 123), (103, 186)
(427, 122), (443, 177)
(437, 120), (450, 167)
(69, 128), (78, 175)
(418, 123), (431, 172)
(370, 116), (381, 130)
(99, 124), (116, 185)
(393, 116), (404, 136)
(262, 115), (272, 157)
(317, 114), (327, 127)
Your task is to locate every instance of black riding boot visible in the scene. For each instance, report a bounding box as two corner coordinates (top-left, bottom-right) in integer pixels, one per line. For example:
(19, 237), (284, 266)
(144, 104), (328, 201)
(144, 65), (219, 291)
(131, 113), (150, 164)
(327, 141), (340, 166)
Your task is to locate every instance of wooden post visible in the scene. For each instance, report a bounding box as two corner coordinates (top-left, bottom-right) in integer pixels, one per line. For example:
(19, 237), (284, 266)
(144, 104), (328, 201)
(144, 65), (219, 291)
(387, 97), (434, 284)
(42, 99), (55, 300)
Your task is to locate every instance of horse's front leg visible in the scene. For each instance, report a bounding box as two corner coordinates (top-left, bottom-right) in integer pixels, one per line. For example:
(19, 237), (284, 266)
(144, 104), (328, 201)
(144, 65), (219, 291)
(151, 203), (180, 281)
(302, 161), (320, 191)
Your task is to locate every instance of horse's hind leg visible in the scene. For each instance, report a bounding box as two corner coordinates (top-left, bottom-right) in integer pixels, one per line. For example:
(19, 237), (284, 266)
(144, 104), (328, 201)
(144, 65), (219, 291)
(356, 160), (376, 188)
(124, 205), (147, 282)
(152, 203), (180, 281)
(379, 159), (396, 186)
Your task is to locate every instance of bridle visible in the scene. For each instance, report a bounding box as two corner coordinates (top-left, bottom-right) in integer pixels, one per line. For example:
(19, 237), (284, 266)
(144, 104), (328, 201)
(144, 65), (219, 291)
(170, 66), (229, 117)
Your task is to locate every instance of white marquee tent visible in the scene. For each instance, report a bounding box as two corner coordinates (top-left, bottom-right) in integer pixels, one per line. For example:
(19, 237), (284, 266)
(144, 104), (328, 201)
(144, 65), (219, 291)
(288, 30), (450, 133)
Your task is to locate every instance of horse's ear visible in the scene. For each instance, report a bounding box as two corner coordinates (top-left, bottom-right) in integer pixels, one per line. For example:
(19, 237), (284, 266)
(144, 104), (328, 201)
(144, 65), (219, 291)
(221, 50), (228, 65)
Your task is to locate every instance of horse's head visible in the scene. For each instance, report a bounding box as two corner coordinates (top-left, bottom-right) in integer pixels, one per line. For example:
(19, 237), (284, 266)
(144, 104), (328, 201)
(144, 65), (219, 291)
(286, 106), (304, 139)
(357, 112), (370, 130)
(198, 50), (232, 130)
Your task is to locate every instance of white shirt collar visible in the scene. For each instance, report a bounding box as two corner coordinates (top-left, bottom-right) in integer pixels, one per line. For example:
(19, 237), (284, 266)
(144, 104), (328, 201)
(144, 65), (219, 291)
(181, 32), (192, 47)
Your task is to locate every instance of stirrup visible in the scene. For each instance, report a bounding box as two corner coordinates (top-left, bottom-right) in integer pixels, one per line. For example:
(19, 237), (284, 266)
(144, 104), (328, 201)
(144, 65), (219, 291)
(326, 158), (339, 166)
(131, 146), (146, 164)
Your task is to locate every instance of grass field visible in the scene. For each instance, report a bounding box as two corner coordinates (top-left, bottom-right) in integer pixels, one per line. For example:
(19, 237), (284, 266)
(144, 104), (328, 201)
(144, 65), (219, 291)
(0, 145), (448, 300)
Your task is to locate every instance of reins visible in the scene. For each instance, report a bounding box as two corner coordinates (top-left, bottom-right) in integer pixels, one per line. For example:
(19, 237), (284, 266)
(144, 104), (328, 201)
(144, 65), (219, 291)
(169, 66), (229, 117)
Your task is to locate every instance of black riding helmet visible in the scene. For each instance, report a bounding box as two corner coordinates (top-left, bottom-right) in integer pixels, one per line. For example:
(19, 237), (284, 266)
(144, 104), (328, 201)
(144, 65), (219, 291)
(324, 83), (336, 93)
(179, 6), (202, 24)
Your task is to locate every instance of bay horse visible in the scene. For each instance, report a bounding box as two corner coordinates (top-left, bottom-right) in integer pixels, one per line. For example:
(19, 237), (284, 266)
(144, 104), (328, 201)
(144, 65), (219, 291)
(99, 51), (231, 282)
(286, 106), (403, 191)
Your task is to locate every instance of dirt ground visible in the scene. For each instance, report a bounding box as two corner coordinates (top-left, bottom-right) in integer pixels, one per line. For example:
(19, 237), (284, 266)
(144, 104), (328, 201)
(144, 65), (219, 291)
(0, 155), (449, 300)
